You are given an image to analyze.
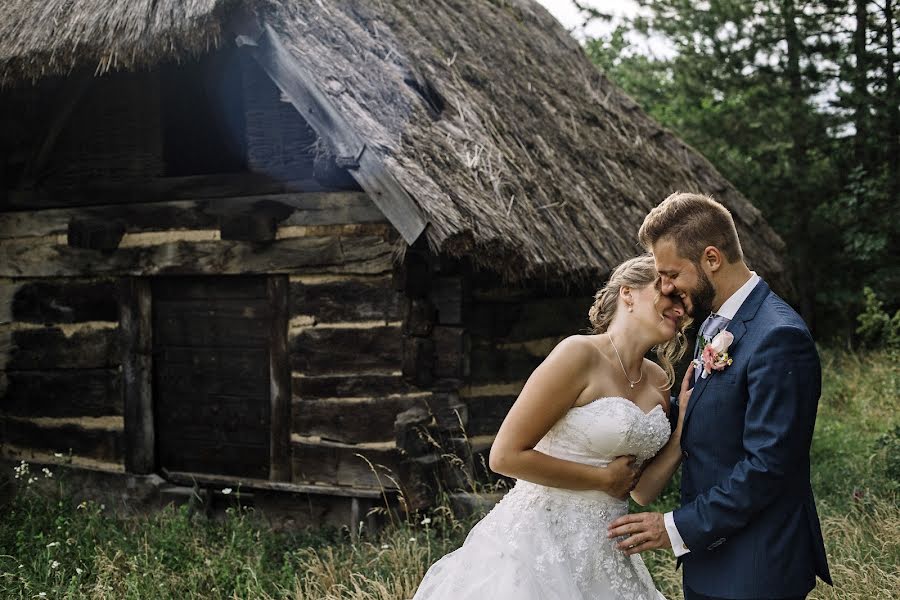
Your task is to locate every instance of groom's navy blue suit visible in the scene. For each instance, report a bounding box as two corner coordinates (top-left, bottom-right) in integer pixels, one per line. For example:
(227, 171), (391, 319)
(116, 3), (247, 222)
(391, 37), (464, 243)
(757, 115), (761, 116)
(674, 279), (831, 599)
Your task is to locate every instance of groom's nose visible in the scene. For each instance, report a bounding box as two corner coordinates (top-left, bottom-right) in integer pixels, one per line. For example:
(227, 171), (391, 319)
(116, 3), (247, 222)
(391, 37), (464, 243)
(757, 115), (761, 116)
(659, 276), (675, 296)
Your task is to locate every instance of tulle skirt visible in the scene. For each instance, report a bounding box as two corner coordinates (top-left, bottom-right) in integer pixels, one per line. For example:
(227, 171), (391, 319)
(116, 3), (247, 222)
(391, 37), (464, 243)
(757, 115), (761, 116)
(413, 481), (666, 600)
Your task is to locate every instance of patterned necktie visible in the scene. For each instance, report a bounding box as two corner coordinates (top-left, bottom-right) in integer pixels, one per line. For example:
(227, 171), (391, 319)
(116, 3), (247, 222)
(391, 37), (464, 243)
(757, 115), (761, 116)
(694, 313), (731, 380)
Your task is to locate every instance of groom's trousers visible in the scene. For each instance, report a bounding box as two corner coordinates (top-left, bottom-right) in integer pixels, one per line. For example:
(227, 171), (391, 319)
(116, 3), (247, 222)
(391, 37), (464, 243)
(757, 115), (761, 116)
(684, 586), (806, 600)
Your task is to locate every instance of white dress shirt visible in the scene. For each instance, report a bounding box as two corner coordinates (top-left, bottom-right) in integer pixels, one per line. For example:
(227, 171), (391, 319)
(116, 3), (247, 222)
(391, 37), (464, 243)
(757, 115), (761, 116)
(665, 271), (760, 557)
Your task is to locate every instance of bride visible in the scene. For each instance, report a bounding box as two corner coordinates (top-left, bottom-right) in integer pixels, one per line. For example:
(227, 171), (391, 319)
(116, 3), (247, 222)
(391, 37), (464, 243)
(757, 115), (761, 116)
(412, 255), (694, 599)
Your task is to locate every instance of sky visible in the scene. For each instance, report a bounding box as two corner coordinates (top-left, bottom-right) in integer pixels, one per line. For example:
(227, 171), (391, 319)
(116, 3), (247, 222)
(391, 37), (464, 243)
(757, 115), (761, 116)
(535, 0), (674, 57)
(534, 0), (641, 39)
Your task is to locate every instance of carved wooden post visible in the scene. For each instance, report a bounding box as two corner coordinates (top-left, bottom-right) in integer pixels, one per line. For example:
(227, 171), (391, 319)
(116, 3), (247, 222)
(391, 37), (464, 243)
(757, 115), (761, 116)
(268, 276), (291, 481)
(119, 278), (154, 474)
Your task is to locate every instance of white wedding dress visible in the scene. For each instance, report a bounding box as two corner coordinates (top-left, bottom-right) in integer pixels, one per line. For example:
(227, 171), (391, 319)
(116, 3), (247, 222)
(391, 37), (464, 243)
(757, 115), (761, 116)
(413, 396), (670, 599)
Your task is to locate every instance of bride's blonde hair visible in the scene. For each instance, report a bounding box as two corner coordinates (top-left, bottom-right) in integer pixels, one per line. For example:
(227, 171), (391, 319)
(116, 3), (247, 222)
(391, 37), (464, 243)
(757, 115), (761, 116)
(588, 255), (692, 389)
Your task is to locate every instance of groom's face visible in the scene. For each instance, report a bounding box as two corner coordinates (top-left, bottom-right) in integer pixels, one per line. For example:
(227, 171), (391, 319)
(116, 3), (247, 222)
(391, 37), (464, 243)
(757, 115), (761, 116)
(651, 239), (716, 317)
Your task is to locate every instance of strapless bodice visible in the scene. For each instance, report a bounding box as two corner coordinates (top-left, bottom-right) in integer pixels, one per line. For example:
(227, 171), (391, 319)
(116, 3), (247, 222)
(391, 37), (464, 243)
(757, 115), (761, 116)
(412, 396), (670, 599)
(534, 396), (671, 468)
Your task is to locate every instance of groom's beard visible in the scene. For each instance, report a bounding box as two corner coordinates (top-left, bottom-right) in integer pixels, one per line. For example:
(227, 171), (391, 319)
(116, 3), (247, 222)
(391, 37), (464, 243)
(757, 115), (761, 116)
(688, 267), (716, 317)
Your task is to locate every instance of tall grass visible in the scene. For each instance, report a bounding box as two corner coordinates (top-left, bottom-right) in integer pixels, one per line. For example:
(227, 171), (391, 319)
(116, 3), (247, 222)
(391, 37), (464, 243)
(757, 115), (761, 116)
(1, 348), (897, 599)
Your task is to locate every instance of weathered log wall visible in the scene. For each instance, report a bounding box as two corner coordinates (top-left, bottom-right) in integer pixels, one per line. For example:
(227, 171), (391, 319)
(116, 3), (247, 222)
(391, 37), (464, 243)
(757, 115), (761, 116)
(0, 282), (124, 470)
(0, 187), (403, 489)
(0, 52), (595, 503)
(0, 49), (413, 501)
(460, 272), (596, 482)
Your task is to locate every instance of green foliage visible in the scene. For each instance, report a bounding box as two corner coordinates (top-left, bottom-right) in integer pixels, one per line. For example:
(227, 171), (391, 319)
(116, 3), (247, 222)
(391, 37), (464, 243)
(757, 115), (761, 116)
(2, 349), (897, 599)
(855, 286), (900, 349)
(580, 0), (899, 342)
(876, 425), (900, 492)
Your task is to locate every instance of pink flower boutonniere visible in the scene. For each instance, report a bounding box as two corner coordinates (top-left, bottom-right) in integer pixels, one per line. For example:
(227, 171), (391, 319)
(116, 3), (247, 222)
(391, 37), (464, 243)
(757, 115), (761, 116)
(694, 330), (734, 379)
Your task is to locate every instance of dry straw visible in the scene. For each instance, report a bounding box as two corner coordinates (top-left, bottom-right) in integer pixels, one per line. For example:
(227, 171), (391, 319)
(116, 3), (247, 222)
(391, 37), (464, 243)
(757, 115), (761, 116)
(0, 0), (787, 285)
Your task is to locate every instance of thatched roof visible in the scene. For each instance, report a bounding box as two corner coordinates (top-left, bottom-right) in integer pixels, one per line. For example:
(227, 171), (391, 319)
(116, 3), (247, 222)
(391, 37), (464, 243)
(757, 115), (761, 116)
(0, 0), (787, 285)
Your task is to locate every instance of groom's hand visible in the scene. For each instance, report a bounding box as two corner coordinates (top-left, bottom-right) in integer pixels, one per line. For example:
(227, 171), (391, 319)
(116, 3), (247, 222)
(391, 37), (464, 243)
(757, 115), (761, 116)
(607, 512), (671, 555)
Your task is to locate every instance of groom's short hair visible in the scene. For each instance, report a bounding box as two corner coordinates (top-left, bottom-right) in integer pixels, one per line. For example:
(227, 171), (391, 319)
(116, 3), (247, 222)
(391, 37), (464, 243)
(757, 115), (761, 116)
(639, 192), (743, 263)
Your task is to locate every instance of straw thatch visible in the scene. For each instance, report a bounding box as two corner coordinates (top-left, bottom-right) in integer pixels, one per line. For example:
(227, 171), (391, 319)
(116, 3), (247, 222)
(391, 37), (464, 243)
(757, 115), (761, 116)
(0, 0), (787, 285)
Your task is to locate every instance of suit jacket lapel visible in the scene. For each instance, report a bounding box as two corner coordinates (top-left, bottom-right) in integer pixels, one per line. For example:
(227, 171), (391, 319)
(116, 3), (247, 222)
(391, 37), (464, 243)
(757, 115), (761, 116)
(683, 279), (770, 427)
(684, 367), (713, 425)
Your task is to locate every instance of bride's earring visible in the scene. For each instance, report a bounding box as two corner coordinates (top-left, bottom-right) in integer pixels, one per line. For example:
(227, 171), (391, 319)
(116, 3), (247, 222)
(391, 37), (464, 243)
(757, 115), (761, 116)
(627, 304), (633, 312)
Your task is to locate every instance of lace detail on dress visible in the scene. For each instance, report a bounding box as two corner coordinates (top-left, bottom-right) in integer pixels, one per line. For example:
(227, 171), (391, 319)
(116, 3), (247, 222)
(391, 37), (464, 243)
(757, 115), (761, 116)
(413, 397), (671, 599)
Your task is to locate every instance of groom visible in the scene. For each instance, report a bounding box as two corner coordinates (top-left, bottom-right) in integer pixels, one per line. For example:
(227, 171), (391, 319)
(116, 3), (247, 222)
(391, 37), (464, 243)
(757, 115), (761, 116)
(607, 193), (831, 599)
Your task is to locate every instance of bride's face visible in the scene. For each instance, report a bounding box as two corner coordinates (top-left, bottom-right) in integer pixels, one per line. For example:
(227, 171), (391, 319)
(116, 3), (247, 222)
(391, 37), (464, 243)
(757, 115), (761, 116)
(630, 283), (685, 342)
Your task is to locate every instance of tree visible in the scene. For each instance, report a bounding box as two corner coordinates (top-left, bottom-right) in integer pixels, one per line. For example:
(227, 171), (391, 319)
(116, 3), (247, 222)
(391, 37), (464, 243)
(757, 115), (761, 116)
(579, 0), (898, 341)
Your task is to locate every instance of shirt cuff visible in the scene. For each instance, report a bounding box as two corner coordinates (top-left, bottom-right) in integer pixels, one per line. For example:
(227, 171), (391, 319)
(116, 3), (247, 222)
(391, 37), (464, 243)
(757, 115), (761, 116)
(665, 511), (690, 557)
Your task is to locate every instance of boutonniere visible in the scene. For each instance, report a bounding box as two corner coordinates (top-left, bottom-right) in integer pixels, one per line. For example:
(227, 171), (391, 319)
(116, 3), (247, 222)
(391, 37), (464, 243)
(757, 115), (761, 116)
(693, 330), (734, 379)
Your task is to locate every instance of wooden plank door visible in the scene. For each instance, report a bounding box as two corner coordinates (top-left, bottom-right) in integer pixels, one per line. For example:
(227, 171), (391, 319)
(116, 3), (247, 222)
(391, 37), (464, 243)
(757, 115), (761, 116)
(152, 276), (281, 479)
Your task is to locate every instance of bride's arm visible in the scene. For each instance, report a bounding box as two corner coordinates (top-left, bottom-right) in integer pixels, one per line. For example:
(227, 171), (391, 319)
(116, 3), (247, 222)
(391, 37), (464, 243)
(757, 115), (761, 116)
(488, 336), (640, 498)
(630, 364), (694, 506)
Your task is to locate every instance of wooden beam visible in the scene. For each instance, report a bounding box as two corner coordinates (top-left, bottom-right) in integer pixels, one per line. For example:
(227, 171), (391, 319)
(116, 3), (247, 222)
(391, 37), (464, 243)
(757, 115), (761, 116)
(268, 277), (291, 482)
(2, 369), (122, 417)
(291, 439), (402, 489)
(119, 278), (154, 474)
(0, 234), (395, 278)
(0, 192), (383, 240)
(292, 394), (432, 444)
(5, 279), (119, 324)
(2, 417), (124, 463)
(289, 275), (401, 324)
(233, 21), (428, 245)
(289, 325), (403, 373)
(160, 468), (390, 498)
(469, 296), (589, 342)
(2, 325), (119, 370)
(292, 373), (416, 399)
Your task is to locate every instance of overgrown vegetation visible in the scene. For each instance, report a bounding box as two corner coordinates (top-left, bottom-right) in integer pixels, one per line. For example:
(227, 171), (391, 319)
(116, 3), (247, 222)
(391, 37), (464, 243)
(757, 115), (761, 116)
(579, 0), (899, 342)
(1, 348), (897, 599)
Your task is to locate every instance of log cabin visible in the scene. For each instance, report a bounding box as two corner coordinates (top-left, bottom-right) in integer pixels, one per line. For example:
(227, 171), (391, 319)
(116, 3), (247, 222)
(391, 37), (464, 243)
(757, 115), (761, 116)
(0, 0), (787, 526)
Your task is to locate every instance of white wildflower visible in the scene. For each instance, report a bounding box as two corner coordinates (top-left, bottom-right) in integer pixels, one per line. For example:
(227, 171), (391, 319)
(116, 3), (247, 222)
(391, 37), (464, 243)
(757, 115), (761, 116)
(42, 467), (53, 478)
(54, 453), (63, 458)
(381, 544), (390, 549)
(420, 517), (431, 525)
(13, 461), (29, 479)
(50, 560), (59, 569)
(46, 542), (60, 549)
(76, 567), (84, 575)
(77, 501), (87, 510)
(38, 593), (47, 598)
(27, 477), (37, 485)
(222, 488), (233, 495)
(409, 537), (416, 542)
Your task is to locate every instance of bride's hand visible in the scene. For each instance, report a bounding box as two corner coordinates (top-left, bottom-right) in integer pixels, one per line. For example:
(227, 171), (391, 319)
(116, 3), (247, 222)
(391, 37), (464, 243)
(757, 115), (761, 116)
(601, 455), (640, 499)
(676, 363), (694, 430)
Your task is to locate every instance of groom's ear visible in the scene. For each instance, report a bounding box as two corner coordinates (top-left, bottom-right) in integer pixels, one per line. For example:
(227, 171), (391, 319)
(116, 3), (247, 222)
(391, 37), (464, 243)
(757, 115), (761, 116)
(702, 246), (725, 272)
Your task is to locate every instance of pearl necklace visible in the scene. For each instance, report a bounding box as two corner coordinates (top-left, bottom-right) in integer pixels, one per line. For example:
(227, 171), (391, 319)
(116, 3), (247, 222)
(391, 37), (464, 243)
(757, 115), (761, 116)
(608, 334), (643, 388)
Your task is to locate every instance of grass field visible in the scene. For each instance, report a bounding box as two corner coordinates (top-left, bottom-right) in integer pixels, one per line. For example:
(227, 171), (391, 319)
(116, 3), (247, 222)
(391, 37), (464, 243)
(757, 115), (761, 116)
(1, 348), (897, 599)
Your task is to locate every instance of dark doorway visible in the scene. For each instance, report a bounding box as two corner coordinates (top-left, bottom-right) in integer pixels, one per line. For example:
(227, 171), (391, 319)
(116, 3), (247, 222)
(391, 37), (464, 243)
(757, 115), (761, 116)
(152, 276), (280, 479)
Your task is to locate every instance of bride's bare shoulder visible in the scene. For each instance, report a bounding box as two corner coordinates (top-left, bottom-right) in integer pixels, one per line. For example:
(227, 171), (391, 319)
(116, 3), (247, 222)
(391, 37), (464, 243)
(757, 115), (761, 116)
(543, 334), (603, 364)
(554, 334), (603, 354)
